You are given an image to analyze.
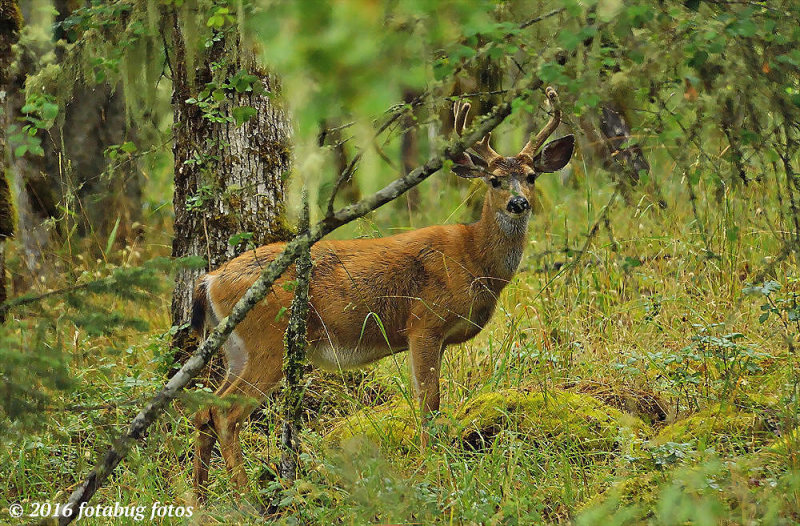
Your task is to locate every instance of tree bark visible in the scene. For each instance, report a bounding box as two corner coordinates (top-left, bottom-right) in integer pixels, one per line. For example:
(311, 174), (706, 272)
(0, 0), (21, 322)
(169, 9), (292, 365)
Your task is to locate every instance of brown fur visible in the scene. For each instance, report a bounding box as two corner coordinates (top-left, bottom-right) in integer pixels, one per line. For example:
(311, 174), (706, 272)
(192, 121), (574, 501)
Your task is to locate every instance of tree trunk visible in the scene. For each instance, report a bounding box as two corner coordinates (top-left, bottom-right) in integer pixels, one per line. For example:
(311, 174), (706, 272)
(0, 0), (21, 321)
(170, 10), (291, 369)
(11, 1), (141, 289)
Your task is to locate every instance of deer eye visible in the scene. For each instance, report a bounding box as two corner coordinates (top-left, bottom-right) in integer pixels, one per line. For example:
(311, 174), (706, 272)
(526, 173), (536, 184)
(490, 178), (501, 188)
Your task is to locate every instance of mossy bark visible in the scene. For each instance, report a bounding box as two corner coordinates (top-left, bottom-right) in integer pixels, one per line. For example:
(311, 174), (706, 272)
(169, 9), (292, 370)
(279, 198), (311, 482)
(0, 0), (21, 322)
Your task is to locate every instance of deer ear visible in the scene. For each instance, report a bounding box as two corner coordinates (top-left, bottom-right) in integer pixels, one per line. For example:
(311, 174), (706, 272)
(452, 152), (488, 178)
(532, 135), (574, 173)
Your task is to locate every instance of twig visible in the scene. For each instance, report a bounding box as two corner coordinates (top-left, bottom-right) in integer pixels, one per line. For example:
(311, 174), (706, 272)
(325, 153), (362, 217)
(567, 189), (620, 274)
(520, 8), (566, 29)
(0, 282), (94, 315)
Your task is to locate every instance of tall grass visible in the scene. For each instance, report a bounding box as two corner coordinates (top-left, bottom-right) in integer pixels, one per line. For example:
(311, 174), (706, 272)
(2, 148), (798, 524)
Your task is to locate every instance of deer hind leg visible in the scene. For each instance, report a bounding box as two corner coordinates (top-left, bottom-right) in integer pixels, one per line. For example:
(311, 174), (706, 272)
(193, 340), (247, 501)
(211, 354), (284, 493)
(193, 407), (216, 503)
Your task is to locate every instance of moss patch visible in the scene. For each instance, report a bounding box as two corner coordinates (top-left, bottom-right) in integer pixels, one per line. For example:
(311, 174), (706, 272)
(326, 388), (650, 455)
(0, 171), (15, 239)
(652, 404), (772, 454)
(454, 388), (650, 452)
(577, 470), (663, 521)
(325, 400), (419, 452)
(765, 427), (800, 457)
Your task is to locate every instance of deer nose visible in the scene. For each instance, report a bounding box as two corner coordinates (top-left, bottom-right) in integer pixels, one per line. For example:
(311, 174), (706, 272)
(506, 196), (530, 214)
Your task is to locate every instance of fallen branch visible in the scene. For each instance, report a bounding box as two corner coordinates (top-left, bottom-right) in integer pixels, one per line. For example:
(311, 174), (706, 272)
(44, 80), (537, 526)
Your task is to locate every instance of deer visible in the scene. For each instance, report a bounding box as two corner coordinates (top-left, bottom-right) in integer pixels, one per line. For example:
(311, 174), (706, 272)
(190, 87), (574, 499)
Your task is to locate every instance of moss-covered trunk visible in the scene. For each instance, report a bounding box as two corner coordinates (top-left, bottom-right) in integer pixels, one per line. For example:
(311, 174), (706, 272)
(0, 0), (21, 321)
(170, 10), (291, 361)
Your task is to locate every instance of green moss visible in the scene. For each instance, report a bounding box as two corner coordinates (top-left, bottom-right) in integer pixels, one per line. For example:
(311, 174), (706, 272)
(327, 389), (650, 455)
(653, 404), (771, 454)
(765, 427), (800, 457)
(0, 0), (23, 34)
(326, 400), (419, 452)
(455, 389), (650, 452)
(577, 470), (663, 521)
(613, 470), (662, 507)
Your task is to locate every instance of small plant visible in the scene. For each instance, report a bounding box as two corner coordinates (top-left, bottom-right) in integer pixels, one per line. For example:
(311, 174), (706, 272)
(647, 324), (770, 410)
(746, 278), (800, 350)
(648, 441), (697, 469)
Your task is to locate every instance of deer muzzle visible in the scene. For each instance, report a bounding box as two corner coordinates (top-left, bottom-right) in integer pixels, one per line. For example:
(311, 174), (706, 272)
(506, 196), (530, 215)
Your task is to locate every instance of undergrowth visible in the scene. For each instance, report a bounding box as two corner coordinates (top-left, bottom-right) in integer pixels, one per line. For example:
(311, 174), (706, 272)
(2, 170), (799, 525)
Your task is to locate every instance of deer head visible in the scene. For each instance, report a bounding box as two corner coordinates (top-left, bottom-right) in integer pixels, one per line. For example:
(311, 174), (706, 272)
(451, 87), (575, 219)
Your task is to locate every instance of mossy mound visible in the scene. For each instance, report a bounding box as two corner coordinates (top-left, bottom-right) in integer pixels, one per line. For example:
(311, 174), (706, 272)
(577, 470), (663, 521)
(326, 388), (650, 454)
(326, 400), (419, 452)
(652, 404), (772, 454)
(454, 389), (650, 452)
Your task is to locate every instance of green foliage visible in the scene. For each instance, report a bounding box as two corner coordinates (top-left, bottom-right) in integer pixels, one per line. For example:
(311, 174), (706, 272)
(0, 257), (203, 442)
(642, 323), (771, 410)
(5, 0), (800, 523)
(7, 93), (58, 157)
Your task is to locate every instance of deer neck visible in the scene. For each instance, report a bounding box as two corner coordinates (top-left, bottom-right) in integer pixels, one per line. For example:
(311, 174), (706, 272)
(470, 193), (530, 281)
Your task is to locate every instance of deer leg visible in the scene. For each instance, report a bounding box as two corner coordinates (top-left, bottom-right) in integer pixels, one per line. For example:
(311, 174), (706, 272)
(408, 330), (445, 447)
(193, 407), (216, 503)
(212, 361), (283, 493)
(193, 353), (245, 502)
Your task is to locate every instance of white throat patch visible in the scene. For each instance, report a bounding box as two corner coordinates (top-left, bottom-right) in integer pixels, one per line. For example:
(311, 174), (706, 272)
(494, 211), (529, 272)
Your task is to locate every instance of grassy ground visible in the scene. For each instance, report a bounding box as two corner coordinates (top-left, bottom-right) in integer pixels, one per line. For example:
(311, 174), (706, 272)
(2, 163), (799, 524)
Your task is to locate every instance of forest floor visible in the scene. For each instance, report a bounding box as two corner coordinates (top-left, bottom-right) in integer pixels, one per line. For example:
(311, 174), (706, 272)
(2, 173), (799, 525)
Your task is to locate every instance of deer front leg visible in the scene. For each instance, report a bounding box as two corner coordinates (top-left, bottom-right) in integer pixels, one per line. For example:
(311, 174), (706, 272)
(408, 330), (444, 447)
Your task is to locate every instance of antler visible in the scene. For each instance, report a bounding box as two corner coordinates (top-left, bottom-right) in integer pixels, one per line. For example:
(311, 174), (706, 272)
(453, 100), (503, 168)
(518, 87), (562, 162)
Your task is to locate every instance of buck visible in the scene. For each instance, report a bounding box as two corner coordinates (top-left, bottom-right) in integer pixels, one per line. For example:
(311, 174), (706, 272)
(191, 88), (574, 497)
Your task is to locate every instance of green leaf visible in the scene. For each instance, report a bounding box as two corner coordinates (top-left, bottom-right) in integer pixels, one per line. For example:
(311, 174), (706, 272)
(232, 106), (257, 126)
(105, 217), (121, 255)
(228, 231), (254, 246)
(120, 141), (137, 153)
(41, 102), (59, 121)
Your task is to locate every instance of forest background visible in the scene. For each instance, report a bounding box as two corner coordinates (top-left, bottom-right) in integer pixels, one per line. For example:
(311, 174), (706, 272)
(1, 0), (800, 524)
